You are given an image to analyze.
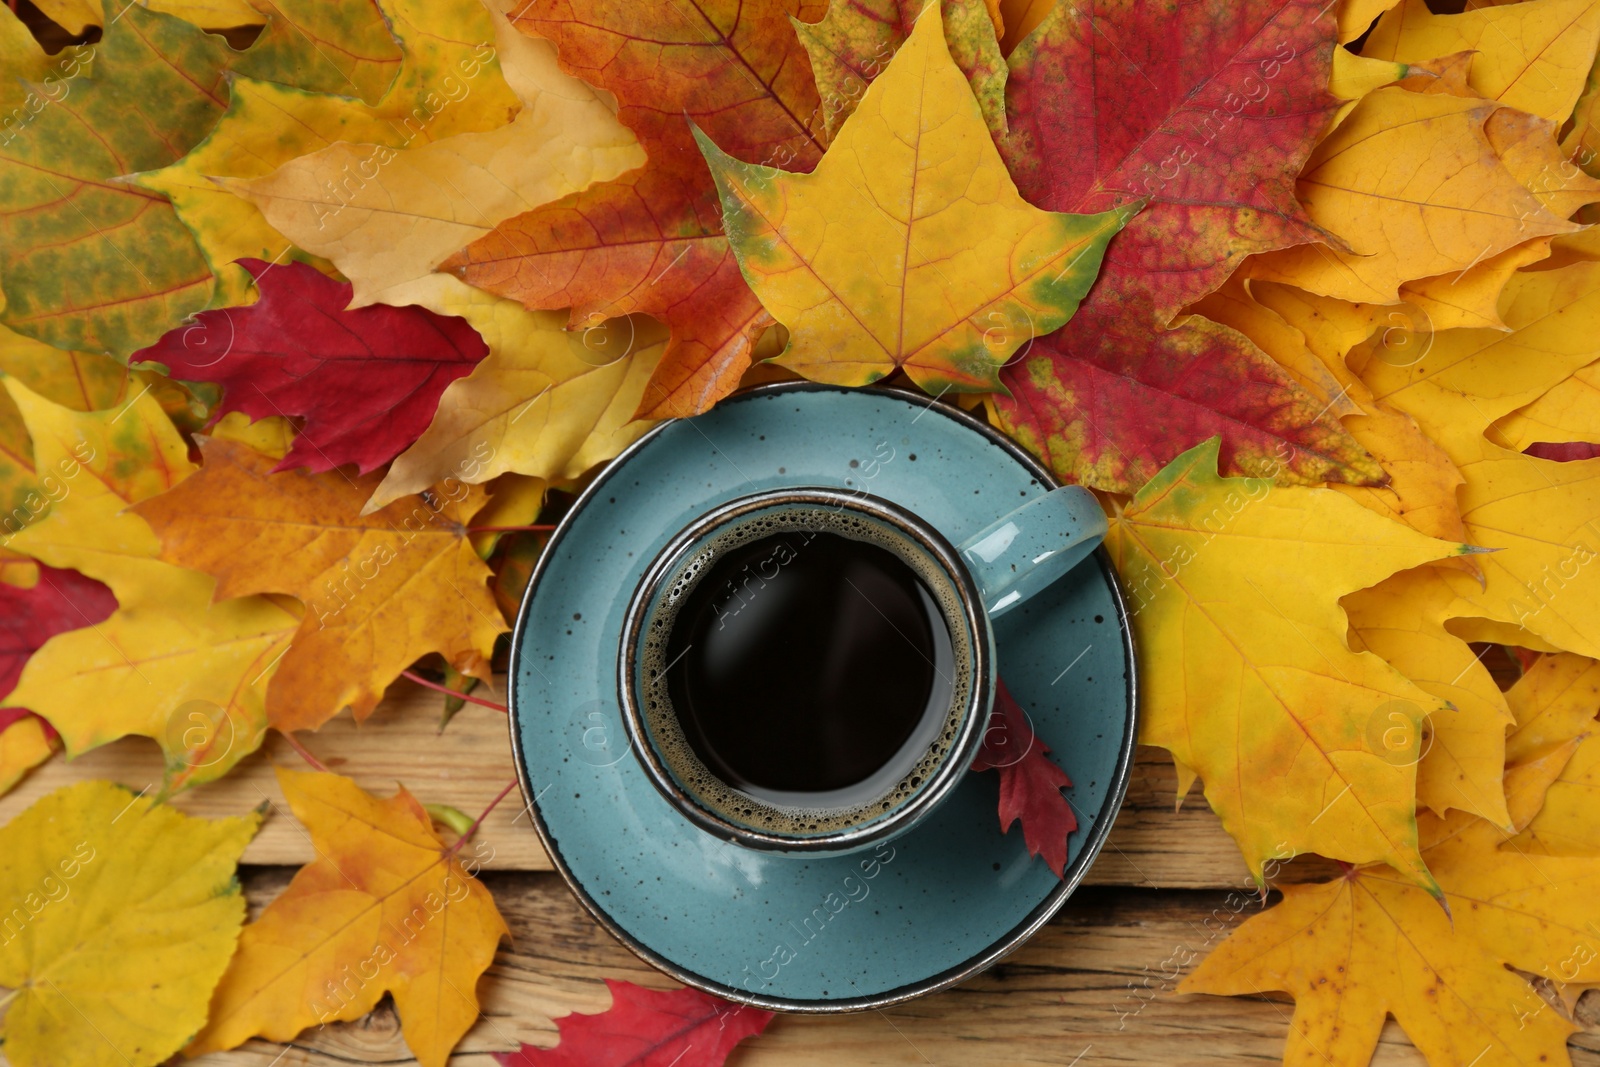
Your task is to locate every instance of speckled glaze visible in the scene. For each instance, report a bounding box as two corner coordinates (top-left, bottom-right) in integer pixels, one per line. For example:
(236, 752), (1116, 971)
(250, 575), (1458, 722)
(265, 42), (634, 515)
(508, 382), (1138, 1013)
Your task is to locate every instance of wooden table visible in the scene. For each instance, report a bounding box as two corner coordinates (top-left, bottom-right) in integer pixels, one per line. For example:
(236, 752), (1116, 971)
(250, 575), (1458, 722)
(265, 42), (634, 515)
(3, 679), (1596, 1066)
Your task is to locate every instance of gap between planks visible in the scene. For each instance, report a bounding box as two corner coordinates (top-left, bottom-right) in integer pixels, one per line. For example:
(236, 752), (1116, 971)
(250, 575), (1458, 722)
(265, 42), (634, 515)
(183, 876), (1599, 1067)
(0, 676), (1330, 887)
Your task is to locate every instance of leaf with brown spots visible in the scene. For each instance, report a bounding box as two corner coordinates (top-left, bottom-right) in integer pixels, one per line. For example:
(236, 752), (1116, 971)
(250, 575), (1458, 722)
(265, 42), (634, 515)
(1184, 744), (1600, 1067)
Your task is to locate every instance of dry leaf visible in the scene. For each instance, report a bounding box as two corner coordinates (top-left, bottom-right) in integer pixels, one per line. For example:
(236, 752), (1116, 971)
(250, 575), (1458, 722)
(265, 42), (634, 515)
(1105, 436), (1475, 887)
(697, 5), (1129, 393)
(132, 438), (505, 730)
(188, 768), (509, 1067)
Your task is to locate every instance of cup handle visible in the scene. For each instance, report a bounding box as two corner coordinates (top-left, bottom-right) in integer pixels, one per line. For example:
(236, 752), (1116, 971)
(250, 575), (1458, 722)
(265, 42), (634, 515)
(956, 487), (1108, 618)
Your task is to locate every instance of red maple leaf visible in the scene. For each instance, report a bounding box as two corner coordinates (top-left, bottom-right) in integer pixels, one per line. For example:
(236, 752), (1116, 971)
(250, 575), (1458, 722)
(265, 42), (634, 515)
(971, 679), (1079, 878)
(134, 260), (487, 475)
(0, 563), (117, 725)
(441, 0), (828, 420)
(493, 980), (772, 1067)
(1525, 441), (1600, 462)
(989, 0), (1381, 493)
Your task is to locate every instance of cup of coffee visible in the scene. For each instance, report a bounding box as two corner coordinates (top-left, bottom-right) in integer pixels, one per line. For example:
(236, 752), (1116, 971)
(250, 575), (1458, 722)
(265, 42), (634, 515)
(618, 486), (1106, 855)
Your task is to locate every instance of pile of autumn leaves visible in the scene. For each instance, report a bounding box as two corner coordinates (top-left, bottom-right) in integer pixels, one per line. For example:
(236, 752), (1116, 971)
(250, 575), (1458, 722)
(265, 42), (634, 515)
(0, 0), (1599, 1062)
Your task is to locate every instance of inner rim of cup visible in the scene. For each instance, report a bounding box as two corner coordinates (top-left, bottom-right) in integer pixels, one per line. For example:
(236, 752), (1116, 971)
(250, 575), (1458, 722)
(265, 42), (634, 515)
(620, 489), (991, 852)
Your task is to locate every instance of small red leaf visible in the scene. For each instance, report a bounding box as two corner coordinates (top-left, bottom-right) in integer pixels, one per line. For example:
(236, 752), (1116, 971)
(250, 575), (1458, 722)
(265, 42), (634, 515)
(494, 980), (772, 1067)
(134, 260), (488, 475)
(0, 564), (117, 717)
(971, 679), (1078, 878)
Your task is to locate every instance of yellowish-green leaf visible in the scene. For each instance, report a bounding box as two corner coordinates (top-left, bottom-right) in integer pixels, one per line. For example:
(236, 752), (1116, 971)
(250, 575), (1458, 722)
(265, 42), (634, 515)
(0, 780), (260, 1067)
(132, 0), (519, 283)
(696, 4), (1130, 394)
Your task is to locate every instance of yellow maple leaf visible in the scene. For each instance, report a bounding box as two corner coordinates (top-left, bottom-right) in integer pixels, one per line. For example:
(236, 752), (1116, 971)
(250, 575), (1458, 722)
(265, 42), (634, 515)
(0, 382), (298, 792)
(1182, 745), (1600, 1067)
(1363, 0), (1600, 123)
(1105, 437), (1476, 887)
(364, 279), (666, 514)
(1339, 0), (1400, 43)
(1505, 651), (1600, 763)
(1195, 278), (1473, 554)
(1343, 565), (1516, 826)
(1500, 653), (1600, 858)
(0, 780), (260, 1067)
(188, 768), (508, 1067)
(131, 0), (519, 280)
(694, 3), (1131, 393)
(1493, 356), (1600, 450)
(0, 713), (54, 796)
(1245, 86), (1575, 305)
(132, 438), (505, 731)
(1352, 261), (1600, 659)
(228, 4), (643, 308)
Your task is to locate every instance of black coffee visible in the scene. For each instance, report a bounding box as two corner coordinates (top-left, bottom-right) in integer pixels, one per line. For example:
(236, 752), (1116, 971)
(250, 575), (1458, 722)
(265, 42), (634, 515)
(662, 530), (955, 806)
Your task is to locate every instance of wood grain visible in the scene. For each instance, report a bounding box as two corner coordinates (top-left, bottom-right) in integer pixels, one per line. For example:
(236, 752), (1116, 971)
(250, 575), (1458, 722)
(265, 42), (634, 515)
(188, 872), (1599, 1066)
(0, 677), (1336, 888)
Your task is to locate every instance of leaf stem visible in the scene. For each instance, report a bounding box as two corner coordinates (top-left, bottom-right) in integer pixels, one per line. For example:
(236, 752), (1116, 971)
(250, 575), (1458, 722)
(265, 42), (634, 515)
(465, 524), (557, 533)
(278, 730), (330, 773)
(402, 670), (507, 712)
(445, 778), (518, 858)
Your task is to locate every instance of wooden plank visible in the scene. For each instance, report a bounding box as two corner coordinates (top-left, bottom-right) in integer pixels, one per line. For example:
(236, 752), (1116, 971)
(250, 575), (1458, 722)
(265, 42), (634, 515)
(0, 678), (1333, 889)
(180, 871), (1599, 1066)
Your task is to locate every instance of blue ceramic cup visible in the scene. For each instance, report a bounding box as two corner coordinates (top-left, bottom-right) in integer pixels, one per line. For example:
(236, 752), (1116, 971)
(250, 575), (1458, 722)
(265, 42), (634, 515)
(618, 485), (1106, 856)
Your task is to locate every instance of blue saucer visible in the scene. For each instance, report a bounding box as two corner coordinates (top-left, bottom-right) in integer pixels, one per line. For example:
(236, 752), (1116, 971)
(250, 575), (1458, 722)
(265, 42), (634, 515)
(508, 382), (1137, 1011)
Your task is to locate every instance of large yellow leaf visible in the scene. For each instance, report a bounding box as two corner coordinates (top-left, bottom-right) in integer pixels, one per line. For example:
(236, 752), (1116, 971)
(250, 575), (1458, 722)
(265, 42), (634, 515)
(1343, 565), (1515, 826)
(364, 278), (666, 513)
(1494, 356), (1600, 449)
(1199, 278), (1473, 554)
(0, 382), (298, 790)
(695, 4), (1130, 393)
(1182, 749), (1600, 1067)
(188, 768), (508, 1067)
(0, 780), (260, 1067)
(1352, 262), (1600, 659)
(6, 576), (296, 794)
(1105, 437), (1474, 887)
(1244, 87), (1575, 305)
(2, 379), (195, 603)
(132, 438), (505, 731)
(1363, 0), (1600, 123)
(229, 5), (641, 307)
(132, 0), (519, 281)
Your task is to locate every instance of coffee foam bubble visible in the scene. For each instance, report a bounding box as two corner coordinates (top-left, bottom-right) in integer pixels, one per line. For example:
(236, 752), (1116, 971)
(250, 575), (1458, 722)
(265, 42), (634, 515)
(637, 505), (973, 837)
